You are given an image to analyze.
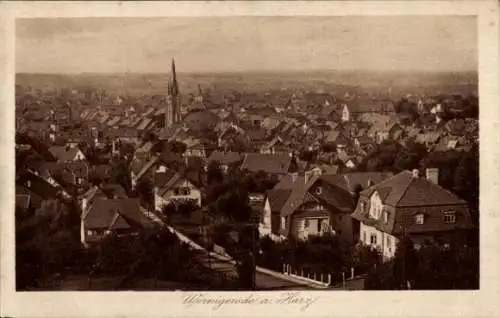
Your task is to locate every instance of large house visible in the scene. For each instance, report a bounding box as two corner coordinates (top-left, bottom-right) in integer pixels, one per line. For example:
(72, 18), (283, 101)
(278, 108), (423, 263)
(48, 145), (86, 163)
(351, 169), (473, 260)
(80, 196), (152, 247)
(154, 165), (202, 213)
(206, 151), (244, 173)
(240, 153), (294, 179)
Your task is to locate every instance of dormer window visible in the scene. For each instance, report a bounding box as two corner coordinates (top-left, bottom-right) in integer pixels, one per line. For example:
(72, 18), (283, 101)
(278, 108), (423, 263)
(415, 213), (425, 225)
(444, 211), (456, 224)
(315, 186), (323, 195)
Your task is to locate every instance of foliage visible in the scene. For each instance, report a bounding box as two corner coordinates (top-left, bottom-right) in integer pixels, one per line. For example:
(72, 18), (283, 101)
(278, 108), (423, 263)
(365, 238), (479, 290)
(135, 177), (154, 210)
(16, 199), (85, 289)
(206, 160), (224, 185)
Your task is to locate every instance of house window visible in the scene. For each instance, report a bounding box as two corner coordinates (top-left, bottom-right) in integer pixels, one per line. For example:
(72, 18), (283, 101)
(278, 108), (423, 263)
(315, 187), (322, 195)
(281, 217), (286, 230)
(360, 202), (366, 213)
(444, 211), (456, 224)
(304, 219), (310, 229)
(383, 211), (389, 224)
(387, 236), (392, 252)
(370, 234), (377, 245)
(362, 231), (366, 243)
(415, 214), (425, 225)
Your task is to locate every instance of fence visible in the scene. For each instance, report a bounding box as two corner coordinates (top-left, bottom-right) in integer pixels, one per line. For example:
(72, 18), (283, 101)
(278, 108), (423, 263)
(281, 264), (358, 288)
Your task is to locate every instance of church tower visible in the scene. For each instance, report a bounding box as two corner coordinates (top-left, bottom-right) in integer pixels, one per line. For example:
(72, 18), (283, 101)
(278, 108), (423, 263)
(164, 58), (181, 134)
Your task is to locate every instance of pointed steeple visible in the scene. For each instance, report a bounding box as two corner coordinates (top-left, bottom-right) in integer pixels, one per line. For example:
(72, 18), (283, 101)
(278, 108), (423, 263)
(171, 58), (178, 96)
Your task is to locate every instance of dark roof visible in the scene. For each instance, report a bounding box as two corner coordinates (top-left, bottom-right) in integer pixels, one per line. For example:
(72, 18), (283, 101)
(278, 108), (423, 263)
(48, 146), (83, 162)
(241, 153), (292, 175)
(155, 170), (180, 192)
(266, 189), (292, 213)
(320, 172), (394, 193)
(206, 151), (244, 166)
(16, 194), (31, 211)
(183, 110), (219, 132)
(84, 198), (150, 230)
(359, 170), (467, 207)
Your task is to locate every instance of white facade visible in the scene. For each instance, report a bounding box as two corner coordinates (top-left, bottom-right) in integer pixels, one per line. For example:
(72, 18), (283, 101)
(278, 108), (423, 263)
(342, 104), (350, 122)
(74, 150), (86, 161)
(154, 179), (202, 212)
(259, 199), (272, 237)
(360, 222), (399, 260)
(369, 191), (383, 220)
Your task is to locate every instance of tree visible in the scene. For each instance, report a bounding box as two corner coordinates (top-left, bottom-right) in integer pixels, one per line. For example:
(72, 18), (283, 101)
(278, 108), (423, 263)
(453, 144), (479, 220)
(167, 140), (187, 154)
(392, 236), (419, 289)
(136, 177), (154, 210)
(207, 160), (224, 185)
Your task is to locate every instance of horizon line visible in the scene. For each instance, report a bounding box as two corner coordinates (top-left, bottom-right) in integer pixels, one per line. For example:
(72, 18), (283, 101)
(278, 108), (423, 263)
(16, 69), (478, 76)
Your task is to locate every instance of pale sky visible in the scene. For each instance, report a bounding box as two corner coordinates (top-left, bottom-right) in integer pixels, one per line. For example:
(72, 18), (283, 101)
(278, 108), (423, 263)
(16, 16), (477, 73)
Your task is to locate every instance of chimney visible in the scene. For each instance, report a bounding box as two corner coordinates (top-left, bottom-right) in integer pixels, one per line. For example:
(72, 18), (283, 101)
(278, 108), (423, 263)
(65, 144), (70, 151)
(411, 169), (420, 179)
(426, 168), (439, 185)
(367, 179), (374, 187)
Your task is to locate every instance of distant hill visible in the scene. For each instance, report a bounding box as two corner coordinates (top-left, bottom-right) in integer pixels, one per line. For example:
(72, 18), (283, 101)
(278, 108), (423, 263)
(16, 70), (478, 97)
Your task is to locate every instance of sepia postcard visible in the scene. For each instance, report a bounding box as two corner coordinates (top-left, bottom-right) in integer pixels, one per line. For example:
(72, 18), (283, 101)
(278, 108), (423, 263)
(1, 1), (499, 317)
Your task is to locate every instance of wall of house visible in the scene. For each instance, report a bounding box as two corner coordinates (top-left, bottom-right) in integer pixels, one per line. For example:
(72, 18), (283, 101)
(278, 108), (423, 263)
(360, 222), (399, 260)
(290, 206), (330, 240)
(369, 192), (383, 219)
(158, 179), (202, 211)
(394, 204), (471, 244)
(330, 212), (354, 245)
(259, 199), (272, 237)
(75, 150), (86, 161)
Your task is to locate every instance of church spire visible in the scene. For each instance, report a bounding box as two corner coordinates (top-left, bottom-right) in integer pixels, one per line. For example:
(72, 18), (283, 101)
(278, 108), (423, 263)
(171, 58), (178, 96)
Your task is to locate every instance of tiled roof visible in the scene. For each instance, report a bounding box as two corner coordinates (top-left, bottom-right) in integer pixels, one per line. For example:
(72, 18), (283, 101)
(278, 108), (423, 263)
(84, 198), (149, 230)
(207, 151), (244, 166)
(241, 153), (292, 175)
(352, 171), (472, 236)
(415, 132), (442, 145)
(137, 118), (153, 131)
(280, 175), (320, 220)
(106, 116), (122, 127)
(321, 172), (393, 193)
(266, 188), (292, 213)
(359, 170), (467, 207)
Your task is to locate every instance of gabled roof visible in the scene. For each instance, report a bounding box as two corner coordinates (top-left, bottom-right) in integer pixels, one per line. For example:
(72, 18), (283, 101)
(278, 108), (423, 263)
(84, 198), (151, 230)
(359, 170), (467, 207)
(280, 175), (320, 218)
(321, 172), (393, 193)
(241, 153), (292, 175)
